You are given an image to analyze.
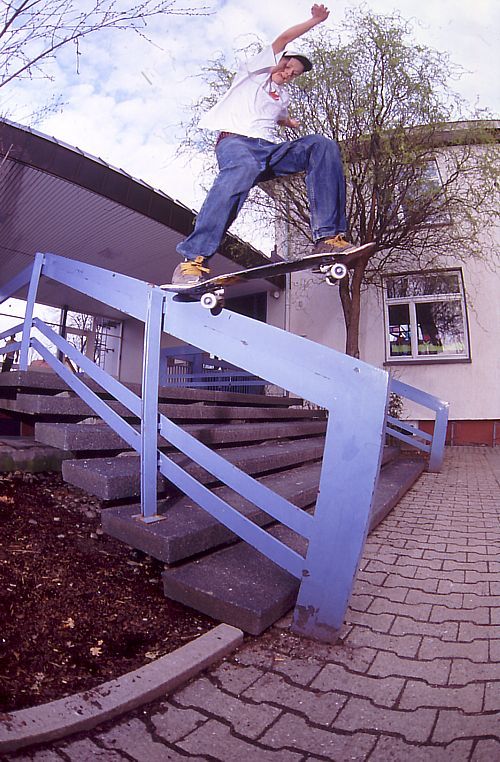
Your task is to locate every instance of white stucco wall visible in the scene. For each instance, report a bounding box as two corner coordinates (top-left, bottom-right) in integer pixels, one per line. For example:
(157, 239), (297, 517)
(276, 250), (499, 422)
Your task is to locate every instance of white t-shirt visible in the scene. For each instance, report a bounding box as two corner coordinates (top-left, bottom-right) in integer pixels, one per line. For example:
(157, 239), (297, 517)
(198, 45), (289, 143)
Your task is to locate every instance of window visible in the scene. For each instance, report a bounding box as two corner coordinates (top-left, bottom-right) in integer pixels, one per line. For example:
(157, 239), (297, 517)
(384, 270), (470, 362)
(400, 160), (452, 227)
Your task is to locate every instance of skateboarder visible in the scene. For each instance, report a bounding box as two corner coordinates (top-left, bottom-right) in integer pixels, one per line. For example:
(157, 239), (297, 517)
(172, 3), (355, 286)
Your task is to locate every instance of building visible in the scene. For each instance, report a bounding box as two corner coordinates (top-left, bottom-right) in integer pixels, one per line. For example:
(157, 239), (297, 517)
(265, 121), (500, 446)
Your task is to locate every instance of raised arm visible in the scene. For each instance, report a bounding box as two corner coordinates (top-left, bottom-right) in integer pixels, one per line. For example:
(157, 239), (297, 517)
(271, 4), (329, 55)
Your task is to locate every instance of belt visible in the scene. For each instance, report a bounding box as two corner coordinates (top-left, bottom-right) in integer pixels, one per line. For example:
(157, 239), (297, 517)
(215, 131), (238, 147)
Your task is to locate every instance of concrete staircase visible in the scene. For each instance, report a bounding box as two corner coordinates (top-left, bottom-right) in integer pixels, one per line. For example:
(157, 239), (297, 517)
(0, 370), (425, 634)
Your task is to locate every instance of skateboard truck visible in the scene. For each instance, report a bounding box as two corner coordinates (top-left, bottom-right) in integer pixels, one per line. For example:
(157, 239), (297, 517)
(318, 261), (348, 285)
(200, 288), (225, 311)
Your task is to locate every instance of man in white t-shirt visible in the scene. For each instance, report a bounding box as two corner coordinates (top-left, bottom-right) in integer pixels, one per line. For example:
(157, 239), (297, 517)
(172, 4), (354, 285)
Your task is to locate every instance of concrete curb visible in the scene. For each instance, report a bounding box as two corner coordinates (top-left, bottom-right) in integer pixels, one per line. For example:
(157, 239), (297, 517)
(0, 623), (243, 754)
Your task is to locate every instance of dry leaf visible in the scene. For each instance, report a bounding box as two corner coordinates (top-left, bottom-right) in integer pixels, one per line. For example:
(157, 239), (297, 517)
(62, 617), (75, 629)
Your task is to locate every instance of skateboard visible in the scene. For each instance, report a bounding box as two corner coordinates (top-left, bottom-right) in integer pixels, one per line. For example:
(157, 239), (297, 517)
(162, 242), (375, 311)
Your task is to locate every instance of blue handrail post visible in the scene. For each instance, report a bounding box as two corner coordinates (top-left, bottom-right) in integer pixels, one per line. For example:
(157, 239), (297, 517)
(428, 400), (449, 472)
(292, 370), (390, 643)
(20, 253), (44, 370)
(139, 286), (165, 522)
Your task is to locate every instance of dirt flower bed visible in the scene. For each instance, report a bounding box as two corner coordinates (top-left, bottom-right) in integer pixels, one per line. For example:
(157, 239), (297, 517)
(0, 471), (214, 713)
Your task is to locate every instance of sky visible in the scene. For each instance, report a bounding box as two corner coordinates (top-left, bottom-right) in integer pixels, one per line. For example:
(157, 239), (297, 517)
(2, 0), (498, 243)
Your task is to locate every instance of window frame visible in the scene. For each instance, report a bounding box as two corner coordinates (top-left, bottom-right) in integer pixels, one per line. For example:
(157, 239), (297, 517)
(383, 268), (471, 365)
(398, 158), (452, 229)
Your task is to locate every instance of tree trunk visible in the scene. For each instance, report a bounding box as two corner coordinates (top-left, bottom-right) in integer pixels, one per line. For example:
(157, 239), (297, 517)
(338, 262), (366, 358)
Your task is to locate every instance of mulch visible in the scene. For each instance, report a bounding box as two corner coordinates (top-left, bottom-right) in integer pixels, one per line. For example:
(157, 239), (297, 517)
(0, 471), (214, 713)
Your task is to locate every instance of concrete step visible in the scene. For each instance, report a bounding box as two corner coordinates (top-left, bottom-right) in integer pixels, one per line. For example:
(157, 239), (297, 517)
(4, 394), (325, 422)
(100, 446), (401, 561)
(35, 419), (328, 452)
(102, 461), (322, 563)
(62, 436), (326, 500)
(0, 370), (299, 407)
(161, 456), (425, 635)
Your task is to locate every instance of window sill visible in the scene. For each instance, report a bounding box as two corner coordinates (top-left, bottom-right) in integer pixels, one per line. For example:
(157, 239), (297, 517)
(384, 357), (471, 366)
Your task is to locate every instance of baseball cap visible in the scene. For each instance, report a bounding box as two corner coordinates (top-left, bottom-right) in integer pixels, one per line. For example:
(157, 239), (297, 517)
(282, 48), (313, 72)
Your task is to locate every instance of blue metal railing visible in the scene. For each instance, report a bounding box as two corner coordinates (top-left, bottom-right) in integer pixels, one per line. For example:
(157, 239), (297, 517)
(388, 379), (449, 472)
(161, 346), (265, 393)
(0, 251), (449, 642)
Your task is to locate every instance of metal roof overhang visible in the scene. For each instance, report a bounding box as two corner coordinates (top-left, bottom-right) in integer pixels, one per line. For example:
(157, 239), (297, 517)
(0, 119), (280, 320)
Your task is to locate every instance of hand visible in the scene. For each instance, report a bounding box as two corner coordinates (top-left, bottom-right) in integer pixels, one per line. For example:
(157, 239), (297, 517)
(288, 118), (301, 130)
(311, 4), (329, 23)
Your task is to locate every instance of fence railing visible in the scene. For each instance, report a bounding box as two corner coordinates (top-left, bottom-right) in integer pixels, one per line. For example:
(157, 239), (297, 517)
(161, 346), (266, 394)
(0, 251), (449, 642)
(388, 378), (449, 472)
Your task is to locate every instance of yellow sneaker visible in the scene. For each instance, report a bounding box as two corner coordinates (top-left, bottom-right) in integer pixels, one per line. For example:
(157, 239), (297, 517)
(312, 235), (355, 256)
(170, 256), (210, 286)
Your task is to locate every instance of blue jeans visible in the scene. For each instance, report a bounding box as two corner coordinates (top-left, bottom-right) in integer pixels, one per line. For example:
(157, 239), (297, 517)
(176, 134), (347, 260)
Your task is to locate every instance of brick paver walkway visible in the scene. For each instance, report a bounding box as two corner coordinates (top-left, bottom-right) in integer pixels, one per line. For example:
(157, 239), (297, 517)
(6, 447), (500, 761)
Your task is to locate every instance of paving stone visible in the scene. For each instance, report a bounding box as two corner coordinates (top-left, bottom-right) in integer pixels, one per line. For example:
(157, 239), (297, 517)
(407, 557), (443, 571)
(345, 609), (395, 633)
(458, 622), (499, 642)
(174, 676), (280, 739)
(416, 567), (465, 583)
(58, 737), (127, 760)
(466, 570), (500, 583)
(150, 703), (208, 743)
(424, 550), (467, 563)
(449, 660), (500, 686)
(368, 597), (432, 621)
(468, 552), (500, 563)
(210, 661), (264, 695)
(430, 605), (490, 624)
(369, 651), (451, 685)
(369, 736), (473, 761)
(356, 570), (387, 586)
(259, 712), (376, 758)
(418, 637), (489, 661)
(399, 680), (484, 712)
(432, 709), (500, 743)
(484, 682), (500, 711)
(352, 579), (408, 602)
(406, 589), (463, 608)
(345, 627), (421, 658)
(268, 657), (324, 685)
(335, 696), (436, 743)
(390, 615), (458, 641)
(310, 662), (404, 708)
(178, 718), (302, 761)
(363, 559), (417, 576)
(243, 672), (346, 726)
(232, 645), (278, 670)
(437, 579), (490, 595)
(462, 594), (500, 608)
(471, 739), (500, 760)
(443, 560), (488, 573)
(347, 593), (375, 613)
(488, 639), (500, 662)
(97, 718), (201, 761)
(385, 573), (440, 593)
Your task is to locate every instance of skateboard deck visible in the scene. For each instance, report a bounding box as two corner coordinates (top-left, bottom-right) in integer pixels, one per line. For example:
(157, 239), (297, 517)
(162, 241), (375, 310)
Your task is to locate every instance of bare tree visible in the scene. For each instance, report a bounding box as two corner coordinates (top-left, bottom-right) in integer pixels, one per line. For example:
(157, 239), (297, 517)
(179, 10), (499, 357)
(0, 0), (208, 89)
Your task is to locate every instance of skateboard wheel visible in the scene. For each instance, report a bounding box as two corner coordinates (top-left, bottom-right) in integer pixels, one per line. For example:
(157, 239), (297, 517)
(200, 292), (219, 310)
(329, 263), (348, 279)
